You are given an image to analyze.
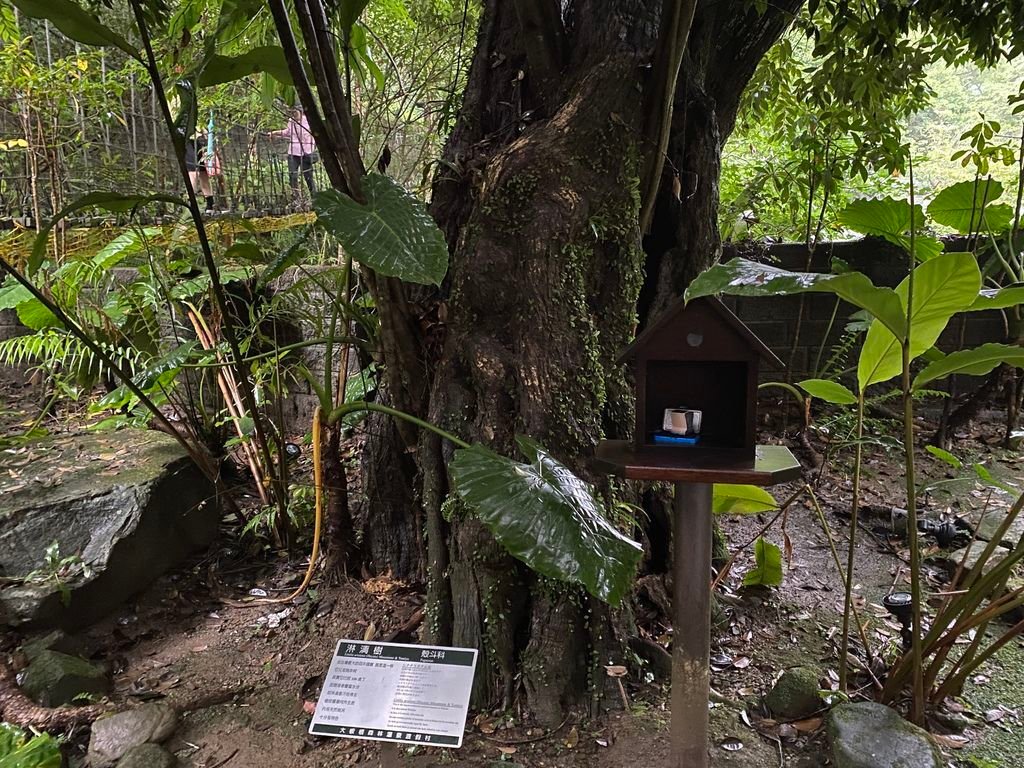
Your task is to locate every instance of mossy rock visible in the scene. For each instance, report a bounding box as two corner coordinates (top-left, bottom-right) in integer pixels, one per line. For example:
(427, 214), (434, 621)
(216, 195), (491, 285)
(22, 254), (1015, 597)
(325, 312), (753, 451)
(764, 666), (823, 720)
(117, 743), (177, 768)
(18, 649), (109, 707)
(828, 701), (943, 768)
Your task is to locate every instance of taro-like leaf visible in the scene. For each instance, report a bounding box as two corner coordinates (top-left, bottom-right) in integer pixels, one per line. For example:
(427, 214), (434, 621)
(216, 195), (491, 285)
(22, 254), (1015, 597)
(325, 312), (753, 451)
(713, 485), (778, 515)
(450, 437), (642, 605)
(685, 258), (906, 338)
(10, 0), (139, 60)
(928, 180), (1012, 234)
(798, 378), (857, 405)
(742, 538), (783, 587)
(858, 252), (981, 390)
(913, 343), (1024, 390)
(315, 175), (448, 285)
(837, 197), (943, 261)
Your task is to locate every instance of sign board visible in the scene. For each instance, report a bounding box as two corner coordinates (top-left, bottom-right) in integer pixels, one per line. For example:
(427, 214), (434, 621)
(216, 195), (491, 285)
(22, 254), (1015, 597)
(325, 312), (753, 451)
(309, 640), (478, 748)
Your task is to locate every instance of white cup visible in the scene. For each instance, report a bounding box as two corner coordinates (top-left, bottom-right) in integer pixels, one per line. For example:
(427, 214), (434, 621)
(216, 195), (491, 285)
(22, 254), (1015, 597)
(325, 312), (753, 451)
(662, 408), (702, 436)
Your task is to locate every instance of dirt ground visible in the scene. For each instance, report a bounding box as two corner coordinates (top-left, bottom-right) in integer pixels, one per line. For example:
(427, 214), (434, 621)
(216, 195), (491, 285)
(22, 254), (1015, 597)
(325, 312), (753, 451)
(3, 368), (1023, 767)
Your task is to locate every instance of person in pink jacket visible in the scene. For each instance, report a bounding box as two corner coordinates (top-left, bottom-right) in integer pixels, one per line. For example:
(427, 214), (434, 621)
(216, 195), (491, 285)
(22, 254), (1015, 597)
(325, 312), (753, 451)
(268, 107), (317, 200)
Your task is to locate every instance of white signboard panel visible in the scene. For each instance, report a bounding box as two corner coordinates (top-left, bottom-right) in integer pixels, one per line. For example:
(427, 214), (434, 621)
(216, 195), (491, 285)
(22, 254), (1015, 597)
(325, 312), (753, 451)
(309, 640), (478, 748)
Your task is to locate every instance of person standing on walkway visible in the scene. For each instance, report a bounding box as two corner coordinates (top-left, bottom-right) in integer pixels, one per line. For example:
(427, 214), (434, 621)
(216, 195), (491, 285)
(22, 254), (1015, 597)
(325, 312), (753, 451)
(184, 132), (215, 212)
(268, 107), (317, 203)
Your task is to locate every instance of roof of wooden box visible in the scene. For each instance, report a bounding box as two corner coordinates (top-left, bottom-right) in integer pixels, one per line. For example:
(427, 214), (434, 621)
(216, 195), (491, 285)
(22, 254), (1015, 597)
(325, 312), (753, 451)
(617, 296), (783, 367)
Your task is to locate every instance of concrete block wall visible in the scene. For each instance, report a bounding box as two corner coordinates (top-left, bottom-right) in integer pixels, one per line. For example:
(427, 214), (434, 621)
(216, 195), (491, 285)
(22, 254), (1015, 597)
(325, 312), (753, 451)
(0, 239), (1013, 424)
(722, 237), (1008, 380)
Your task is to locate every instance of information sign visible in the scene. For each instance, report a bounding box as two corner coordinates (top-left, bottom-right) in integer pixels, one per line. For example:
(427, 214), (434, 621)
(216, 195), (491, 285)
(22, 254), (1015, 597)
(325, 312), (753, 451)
(309, 640), (478, 747)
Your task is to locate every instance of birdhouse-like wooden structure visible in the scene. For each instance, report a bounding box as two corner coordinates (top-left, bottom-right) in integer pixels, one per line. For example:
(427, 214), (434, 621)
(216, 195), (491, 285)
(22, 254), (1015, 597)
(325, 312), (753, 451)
(618, 296), (781, 456)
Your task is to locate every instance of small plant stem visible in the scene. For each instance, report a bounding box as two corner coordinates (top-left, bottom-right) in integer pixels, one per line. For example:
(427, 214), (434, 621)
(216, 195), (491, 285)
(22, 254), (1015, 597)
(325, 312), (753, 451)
(806, 485), (875, 680)
(904, 158), (925, 723)
(838, 392), (865, 693)
(812, 298), (841, 378)
(326, 400), (470, 449)
(187, 308), (270, 507)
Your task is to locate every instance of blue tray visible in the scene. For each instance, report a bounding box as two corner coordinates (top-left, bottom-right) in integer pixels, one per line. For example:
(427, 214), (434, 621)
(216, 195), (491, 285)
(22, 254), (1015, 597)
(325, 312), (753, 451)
(653, 433), (701, 446)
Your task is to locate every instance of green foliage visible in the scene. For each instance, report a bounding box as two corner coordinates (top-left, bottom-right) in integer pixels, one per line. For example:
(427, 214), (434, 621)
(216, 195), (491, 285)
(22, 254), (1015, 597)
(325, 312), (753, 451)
(857, 252), (982, 390)
(913, 343), (1024, 390)
(712, 484), (778, 515)
(837, 197), (943, 261)
(0, 724), (61, 768)
(798, 378), (857, 405)
(0, 542), (91, 608)
(198, 46), (293, 87)
(685, 258), (906, 338)
(315, 174), (449, 285)
(450, 437), (643, 606)
(10, 0), (139, 60)
(742, 537), (784, 587)
(927, 179), (1013, 234)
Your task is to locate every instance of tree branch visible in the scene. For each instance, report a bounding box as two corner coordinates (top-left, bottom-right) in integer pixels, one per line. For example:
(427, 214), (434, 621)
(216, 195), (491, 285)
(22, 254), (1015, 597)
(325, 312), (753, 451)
(639, 0), (699, 233)
(266, 0), (350, 194)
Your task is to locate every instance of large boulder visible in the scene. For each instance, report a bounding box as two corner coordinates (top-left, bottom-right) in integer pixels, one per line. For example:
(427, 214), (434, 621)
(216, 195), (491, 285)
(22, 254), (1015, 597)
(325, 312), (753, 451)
(0, 430), (217, 629)
(828, 701), (944, 768)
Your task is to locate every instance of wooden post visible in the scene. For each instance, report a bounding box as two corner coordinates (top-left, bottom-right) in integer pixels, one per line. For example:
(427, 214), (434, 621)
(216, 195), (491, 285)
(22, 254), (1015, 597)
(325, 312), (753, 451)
(671, 481), (712, 768)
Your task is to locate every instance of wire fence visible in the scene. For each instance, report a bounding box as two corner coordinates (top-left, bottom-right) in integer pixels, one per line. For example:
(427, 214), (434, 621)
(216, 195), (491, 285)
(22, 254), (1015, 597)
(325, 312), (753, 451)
(0, 21), (330, 230)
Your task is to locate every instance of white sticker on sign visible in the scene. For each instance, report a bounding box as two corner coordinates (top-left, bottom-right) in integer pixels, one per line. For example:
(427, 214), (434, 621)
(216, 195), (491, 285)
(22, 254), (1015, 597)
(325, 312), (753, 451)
(309, 640), (478, 748)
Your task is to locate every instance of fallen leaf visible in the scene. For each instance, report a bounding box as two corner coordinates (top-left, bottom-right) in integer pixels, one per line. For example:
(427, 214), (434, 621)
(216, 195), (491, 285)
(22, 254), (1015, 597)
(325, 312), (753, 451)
(565, 726), (579, 748)
(932, 734), (969, 749)
(791, 716), (822, 733)
(303, 700), (317, 715)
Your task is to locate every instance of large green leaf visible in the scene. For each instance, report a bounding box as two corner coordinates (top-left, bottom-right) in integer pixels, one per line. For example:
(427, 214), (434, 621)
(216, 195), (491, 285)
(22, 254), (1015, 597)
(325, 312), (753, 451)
(913, 343), (1024, 390)
(970, 285), (1024, 311)
(857, 252), (981, 390)
(339, 0), (371, 33)
(798, 378), (857, 405)
(713, 484), (778, 515)
(0, 723), (61, 768)
(30, 192), (186, 275)
(315, 175), (448, 285)
(685, 258), (906, 338)
(198, 47), (293, 87)
(928, 180), (1012, 234)
(742, 538), (784, 587)
(10, 0), (139, 61)
(837, 197), (943, 261)
(450, 437), (642, 605)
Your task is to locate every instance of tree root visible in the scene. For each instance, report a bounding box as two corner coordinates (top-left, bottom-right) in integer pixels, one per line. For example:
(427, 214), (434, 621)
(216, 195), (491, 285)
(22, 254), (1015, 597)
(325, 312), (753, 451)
(0, 659), (108, 731)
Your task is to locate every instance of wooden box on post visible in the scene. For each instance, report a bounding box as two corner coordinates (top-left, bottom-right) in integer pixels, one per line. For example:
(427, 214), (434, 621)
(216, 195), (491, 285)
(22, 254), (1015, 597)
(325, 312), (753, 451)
(619, 296), (781, 456)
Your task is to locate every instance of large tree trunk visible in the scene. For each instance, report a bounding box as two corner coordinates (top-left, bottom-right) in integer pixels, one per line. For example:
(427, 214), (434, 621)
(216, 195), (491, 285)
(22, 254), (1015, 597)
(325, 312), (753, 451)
(363, 0), (801, 722)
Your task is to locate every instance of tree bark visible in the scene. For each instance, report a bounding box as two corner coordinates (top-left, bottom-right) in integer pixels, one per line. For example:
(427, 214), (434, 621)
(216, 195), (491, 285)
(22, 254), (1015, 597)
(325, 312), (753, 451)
(362, 0), (802, 721)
